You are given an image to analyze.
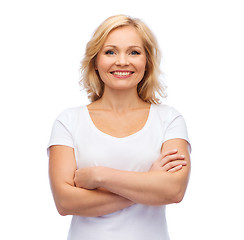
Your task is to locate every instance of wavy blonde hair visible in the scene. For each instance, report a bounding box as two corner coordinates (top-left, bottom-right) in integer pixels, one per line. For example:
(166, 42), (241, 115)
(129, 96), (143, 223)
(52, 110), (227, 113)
(80, 14), (167, 103)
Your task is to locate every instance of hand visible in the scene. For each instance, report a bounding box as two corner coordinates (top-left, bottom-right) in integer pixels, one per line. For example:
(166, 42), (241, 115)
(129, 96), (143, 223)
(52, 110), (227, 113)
(74, 166), (100, 190)
(150, 149), (187, 173)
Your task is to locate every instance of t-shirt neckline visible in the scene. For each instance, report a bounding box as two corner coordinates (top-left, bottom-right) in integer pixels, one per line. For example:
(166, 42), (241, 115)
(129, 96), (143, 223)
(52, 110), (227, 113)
(83, 104), (154, 141)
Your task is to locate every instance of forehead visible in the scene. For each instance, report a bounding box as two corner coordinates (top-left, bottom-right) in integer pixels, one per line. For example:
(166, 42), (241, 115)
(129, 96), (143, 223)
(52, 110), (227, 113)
(103, 26), (144, 47)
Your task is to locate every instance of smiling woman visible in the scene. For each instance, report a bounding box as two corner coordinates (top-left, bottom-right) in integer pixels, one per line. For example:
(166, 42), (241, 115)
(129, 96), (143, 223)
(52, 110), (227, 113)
(80, 14), (166, 103)
(95, 26), (147, 92)
(48, 14), (191, 240)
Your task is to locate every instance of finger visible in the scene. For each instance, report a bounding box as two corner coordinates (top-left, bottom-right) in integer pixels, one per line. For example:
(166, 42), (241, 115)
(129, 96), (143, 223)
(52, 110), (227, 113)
(161, 160), (187, 171)
(168, 165), (183, 173)
(159, 154), (185, 167)
(161, 149), (178, 159)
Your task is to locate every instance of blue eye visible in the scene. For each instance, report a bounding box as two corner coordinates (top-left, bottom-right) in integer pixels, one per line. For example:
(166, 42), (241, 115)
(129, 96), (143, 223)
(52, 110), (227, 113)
(105, 50), (115, 55)
(130, 51), (140, 55)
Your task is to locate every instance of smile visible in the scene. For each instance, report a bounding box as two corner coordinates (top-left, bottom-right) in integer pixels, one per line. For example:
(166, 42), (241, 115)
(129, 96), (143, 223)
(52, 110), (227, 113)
(111, 71), (134, 77)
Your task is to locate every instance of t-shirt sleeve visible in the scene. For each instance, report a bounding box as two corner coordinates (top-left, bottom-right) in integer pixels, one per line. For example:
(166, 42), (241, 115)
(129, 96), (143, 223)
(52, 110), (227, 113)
(47, 109), (74, 157)
(163, 107), (191, 152)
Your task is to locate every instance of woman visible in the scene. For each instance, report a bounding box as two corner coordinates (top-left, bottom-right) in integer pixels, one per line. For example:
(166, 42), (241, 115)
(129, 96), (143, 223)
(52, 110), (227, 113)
(48, 15), (191, 240)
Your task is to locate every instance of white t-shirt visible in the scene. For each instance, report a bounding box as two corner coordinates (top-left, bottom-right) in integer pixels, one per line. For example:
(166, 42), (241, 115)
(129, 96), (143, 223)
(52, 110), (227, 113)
(47, 104), (190, 240)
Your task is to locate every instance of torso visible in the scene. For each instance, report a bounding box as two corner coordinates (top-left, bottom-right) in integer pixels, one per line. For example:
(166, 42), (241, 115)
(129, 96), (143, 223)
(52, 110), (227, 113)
(87, 102), (151, 138)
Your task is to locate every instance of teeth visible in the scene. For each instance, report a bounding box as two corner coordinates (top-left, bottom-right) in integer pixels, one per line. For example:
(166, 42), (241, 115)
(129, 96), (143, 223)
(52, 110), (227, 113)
(113, 71), (131, 76)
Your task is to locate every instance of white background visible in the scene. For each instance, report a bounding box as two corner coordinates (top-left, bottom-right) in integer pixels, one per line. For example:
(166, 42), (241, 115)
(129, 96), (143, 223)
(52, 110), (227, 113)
(1, 0), (243, 239)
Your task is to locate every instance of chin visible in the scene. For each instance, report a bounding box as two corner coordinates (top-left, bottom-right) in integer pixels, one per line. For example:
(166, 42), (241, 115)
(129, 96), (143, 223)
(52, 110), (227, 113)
(108, 84), (137, 91)
(105, 80), (140, 91)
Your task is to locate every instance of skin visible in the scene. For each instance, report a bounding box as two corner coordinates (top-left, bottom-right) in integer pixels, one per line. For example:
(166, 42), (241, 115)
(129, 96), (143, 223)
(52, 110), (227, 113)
(74, 140), (190, 206)
(95, 25), (147, 93)
(49, 26), (191, 217)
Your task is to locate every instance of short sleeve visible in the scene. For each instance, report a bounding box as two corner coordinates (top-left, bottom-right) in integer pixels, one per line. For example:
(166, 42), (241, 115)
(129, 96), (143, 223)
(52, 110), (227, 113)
(47, 110), (74, 157)
(163, 107), (191, 152)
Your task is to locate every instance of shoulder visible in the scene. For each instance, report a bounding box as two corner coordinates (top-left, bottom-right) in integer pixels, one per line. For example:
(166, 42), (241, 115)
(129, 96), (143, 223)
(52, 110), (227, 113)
(154, 104), (191, 150)
(54, 105), (86, 127)
(56, 106), (84, 119)
(153, 103), (182, 120)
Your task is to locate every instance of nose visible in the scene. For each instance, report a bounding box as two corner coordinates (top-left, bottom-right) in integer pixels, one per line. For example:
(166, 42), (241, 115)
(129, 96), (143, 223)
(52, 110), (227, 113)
(115, 54), (129, 66)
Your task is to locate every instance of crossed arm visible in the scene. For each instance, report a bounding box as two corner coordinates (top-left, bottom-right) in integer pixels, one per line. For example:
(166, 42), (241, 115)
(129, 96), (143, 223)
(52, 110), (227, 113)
(49, 138), (190, 217)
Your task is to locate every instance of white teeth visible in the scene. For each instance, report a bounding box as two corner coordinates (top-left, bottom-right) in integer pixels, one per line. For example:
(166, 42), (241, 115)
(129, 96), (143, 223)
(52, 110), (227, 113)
(113, 71), (131, 76)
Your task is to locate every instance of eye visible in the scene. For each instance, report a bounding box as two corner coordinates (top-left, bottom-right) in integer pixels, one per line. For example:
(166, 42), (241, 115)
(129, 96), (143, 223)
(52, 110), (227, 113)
(130, 51), (140, 55)
(105, 50), (115, 55)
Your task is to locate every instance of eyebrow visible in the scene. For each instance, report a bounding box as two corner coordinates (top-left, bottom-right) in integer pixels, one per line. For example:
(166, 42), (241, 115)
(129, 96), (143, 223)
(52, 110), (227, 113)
(103, 45), (143, 49)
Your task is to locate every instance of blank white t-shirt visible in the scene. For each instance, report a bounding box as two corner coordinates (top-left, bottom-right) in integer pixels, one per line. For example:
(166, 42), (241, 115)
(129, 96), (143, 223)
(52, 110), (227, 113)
(47, 104), (190, 240)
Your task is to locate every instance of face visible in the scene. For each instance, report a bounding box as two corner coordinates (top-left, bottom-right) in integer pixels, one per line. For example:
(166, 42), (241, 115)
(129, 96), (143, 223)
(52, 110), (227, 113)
(96, 26), (147, 92)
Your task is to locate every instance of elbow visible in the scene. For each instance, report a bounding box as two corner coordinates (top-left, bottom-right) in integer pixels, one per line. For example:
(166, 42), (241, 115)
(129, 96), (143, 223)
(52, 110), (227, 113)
(156, 187), (186, 205)
(173, 192), (184, 204)
(55, 200), (70, 216)
(172, 187), (186, 204)
(57, 207), (68, 217)
(146, 190), (185, 206)
(143, 187), (186, 206)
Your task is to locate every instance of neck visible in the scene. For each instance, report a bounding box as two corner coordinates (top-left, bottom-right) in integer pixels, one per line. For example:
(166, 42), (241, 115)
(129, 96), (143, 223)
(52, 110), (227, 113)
(97, 87), (146, 113)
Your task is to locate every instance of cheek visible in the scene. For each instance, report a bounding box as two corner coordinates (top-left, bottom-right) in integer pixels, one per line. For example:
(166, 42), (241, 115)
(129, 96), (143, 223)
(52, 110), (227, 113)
(96, 56), (112, 71)
(137, 56), (147, 69)
(137, 60), (147, 73)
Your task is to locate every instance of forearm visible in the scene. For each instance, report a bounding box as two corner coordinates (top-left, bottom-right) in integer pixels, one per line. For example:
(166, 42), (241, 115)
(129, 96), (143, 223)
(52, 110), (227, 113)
(54, 183), (134, 217)
(95, 167), (188, 206)
(49, 145), (134, 217)
(73, 141), (190, 206)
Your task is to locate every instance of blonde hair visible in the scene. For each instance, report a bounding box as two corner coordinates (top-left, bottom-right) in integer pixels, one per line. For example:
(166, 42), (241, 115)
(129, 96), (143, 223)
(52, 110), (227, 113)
(80, 14), (167, 103)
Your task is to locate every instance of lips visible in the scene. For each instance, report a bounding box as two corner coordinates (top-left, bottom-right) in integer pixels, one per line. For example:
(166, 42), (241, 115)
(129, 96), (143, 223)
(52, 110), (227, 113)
(110, 71), (134, 77)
